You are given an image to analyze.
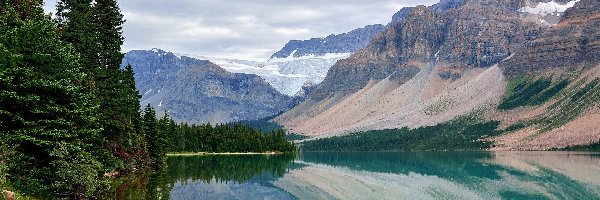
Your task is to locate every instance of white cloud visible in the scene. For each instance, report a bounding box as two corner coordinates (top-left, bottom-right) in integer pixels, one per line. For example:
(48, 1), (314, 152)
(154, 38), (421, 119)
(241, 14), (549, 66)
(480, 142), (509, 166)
(274, 28), (312, 36)
(181, 23), (238, 37)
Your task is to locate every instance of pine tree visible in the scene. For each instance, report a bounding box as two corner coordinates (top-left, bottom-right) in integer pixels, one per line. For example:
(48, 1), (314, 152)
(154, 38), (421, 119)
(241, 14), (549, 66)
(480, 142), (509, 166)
(55, 0), (98, 73)
(56, 0), (146, 170)
(118, 64), (146, 168)
(0, 0), (107, 197)
(144, 104), (164, 166)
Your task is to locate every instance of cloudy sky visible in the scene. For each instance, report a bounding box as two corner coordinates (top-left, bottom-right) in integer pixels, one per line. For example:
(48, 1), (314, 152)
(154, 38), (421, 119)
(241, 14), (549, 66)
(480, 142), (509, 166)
(43, 0), (437, 61)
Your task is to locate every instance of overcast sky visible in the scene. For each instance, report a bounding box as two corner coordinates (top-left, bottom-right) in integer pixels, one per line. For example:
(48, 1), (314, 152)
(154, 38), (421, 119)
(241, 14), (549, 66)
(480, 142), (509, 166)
(43, 0), (437, 61)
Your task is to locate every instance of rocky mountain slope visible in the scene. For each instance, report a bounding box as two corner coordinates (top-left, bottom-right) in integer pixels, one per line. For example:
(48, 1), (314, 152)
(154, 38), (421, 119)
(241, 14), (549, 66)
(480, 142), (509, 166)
(276, 0), (600, 150)
(270, 25), (385, 59)
(122, 49), (296, 124)
(491, 0), (600, 150)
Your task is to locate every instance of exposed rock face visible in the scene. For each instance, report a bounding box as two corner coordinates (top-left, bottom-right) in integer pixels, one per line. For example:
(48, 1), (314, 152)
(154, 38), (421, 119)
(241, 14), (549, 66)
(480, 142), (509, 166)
(293, 82), (318, 102)
(431, 0), (466, 13)
(504, 0), (600, 75)
(389, 0), (465, 26)
(123, 49), (296, 124)
(270, 25), (386, 59)
(389, 7), (415, 26)
(309, 5), (448, 101)
(305, 0), (548, 102)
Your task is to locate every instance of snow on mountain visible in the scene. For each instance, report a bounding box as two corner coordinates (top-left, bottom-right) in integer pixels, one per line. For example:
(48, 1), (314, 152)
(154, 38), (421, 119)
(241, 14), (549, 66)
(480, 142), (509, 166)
(520, 0), (580, 17)
(202, 53), (351, 97)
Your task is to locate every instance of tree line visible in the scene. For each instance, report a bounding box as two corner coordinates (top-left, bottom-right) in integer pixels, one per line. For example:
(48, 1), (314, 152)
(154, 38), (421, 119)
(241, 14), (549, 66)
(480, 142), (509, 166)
(147, 105), (296, 154)
(301, 119), (502, 152)
(0, 1), (294, 199)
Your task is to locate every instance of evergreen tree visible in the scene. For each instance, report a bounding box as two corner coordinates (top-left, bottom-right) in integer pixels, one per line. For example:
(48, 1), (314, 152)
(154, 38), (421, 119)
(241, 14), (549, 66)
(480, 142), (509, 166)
(144, 104), (165, 166)
(56, 0), (146, 170)
(0, 0), (108, 197)
(55, 0), (98, 72)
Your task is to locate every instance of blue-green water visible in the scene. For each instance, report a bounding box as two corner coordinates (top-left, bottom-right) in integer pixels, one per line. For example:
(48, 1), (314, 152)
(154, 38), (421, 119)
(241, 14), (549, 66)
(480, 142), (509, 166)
(117, 152), (600, 199)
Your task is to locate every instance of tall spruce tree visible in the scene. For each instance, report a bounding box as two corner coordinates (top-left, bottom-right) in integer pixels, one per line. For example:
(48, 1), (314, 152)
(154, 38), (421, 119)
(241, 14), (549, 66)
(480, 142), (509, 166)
(55, 0), (98, 72)
(143, 104), (166, 166)
(56, 0), (146, 170)
(0, 0), (108, 198)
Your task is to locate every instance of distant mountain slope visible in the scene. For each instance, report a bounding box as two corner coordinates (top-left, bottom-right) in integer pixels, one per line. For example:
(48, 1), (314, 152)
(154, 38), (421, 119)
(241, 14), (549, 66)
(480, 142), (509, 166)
(270, 25), (385, 59)
(122, 49), (296, 124)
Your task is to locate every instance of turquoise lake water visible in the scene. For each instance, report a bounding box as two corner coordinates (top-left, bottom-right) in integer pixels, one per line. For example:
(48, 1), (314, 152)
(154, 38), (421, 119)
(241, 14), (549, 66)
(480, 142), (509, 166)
(116, 152), (600, 199)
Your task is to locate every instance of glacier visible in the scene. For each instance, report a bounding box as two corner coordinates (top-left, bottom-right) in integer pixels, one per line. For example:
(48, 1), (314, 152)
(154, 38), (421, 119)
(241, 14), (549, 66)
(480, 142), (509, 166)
(200, 53), (351, 96)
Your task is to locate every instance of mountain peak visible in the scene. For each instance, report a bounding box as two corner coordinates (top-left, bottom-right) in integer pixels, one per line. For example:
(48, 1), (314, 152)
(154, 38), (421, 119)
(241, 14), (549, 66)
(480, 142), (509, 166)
(150, 48), (165, 54)
(410, 5), (435, 17)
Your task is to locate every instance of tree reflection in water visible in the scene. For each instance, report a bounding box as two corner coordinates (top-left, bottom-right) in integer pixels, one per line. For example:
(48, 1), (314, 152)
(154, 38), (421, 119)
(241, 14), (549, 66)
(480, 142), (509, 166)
(113, 154), (297, 199)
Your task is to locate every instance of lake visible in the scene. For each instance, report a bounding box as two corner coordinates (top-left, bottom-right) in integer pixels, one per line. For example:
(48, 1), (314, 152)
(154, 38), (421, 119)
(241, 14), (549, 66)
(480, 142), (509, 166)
(115, 152), (600, 199)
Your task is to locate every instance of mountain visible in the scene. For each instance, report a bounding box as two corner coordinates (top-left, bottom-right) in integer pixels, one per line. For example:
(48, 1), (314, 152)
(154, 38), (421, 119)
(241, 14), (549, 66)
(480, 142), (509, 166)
(122, 49), (296, 124)
(276, 0), (600, 150)
(270, 25), (385, 59)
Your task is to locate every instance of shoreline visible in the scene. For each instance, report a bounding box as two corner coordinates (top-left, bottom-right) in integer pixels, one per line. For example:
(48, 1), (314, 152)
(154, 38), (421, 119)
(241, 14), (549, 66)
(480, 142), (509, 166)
(166, 152), (285, 156)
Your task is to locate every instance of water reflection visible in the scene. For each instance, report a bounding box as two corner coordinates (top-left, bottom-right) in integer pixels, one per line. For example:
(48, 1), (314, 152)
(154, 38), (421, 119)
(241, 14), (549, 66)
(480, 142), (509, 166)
(166, 154), (298, 199)
(280, 152), (600, 199)
(111, 166), (171, 200)
(167, 154), (297, 184)
(113, 152), (600, 199)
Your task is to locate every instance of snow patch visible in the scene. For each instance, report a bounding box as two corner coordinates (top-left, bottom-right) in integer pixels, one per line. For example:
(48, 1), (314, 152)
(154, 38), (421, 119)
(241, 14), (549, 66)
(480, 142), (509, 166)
(174, 53), (189, 59)
(520, 0), (579, 17)
(501, 53), (515, 62)
(288, 49), (298, 58)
